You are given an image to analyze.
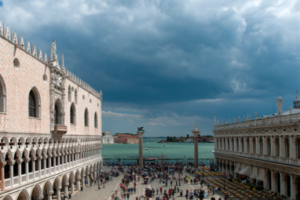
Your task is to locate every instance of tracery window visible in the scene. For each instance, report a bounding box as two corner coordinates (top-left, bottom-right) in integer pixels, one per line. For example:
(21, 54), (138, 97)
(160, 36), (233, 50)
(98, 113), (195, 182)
(0, 75), (7, 113)
(70, 103), (76, 124)
(75, 89), (78, 104)
(94, 112), (98, 128)
(54, 99), (62, 124)
(84, 108), (89, 127)
(29, 88), (41, 118)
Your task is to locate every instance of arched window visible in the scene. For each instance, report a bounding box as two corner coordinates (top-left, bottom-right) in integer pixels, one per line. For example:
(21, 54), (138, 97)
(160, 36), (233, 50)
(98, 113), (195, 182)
(70, 103), (76, 124)
(75, 89), (77, 104)
(94, 112), (98, 128)
(68, 85), (71, 101)
(54, 99), (62, 124)
(84, 108), (89, 127)
(0, 74), (7, 113)
(28, 87), (41, 118)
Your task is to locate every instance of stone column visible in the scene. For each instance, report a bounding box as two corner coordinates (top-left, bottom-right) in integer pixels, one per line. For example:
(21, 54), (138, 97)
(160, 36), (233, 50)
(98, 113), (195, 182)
(290, 136), (296, 159)
(82, 176), (85, 189)
(263, 137), (268, 156)
(48, 156), (51, 172)
(279, 137), (284, 158)
(38, 157), (41, 178)
(256, 137), (260, 155)
(48, 190), (53, 200)
(250, 137), (253, 154)
(56, 187), (61, 200)
(234, 138), (237, 152)
(76, 179), (81, 191)
(264, 168), (270, 190)
(191, 124), (200, 168)
(137, 130), (144, 168)
(32, 157), (36, 180)
(70, 182), (74, 194)
(64, 184), (69, 197)
(17, 159), (22, 184)
(271, 137), (276, 157)
(291, 174), (296, 200)
(25, 158), (29, 182)
(0, 161), (6, 190)
(8, 160), (15, 187)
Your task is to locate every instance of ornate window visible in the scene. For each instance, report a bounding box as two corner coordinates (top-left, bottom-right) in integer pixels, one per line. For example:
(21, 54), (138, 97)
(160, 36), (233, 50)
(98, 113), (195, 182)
(84, 108), (89, 127)
(54, 99), (62, 124)
(70, 103), (76, 124)
(0, 74), (6, 113)
(75, 89), (77, 104)
(94, 112), (98, 128)
(29, 87), (41, 118)
(68, 86), (71, 101)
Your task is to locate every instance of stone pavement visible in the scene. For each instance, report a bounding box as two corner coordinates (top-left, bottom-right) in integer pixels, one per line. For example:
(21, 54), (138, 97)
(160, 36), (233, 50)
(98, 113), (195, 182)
(71, 166), (224, 200)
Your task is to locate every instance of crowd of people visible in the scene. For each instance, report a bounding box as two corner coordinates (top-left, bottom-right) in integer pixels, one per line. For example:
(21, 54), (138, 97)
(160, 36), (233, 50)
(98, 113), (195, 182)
(104, 162), (225, 200)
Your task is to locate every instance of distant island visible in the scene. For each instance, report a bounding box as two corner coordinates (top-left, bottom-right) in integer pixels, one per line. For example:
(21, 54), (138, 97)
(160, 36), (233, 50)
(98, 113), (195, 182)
(157, 134), (214, 143)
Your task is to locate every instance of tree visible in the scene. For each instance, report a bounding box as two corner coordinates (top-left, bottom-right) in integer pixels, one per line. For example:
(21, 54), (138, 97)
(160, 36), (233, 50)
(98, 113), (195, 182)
(187, 134), (190, 138)
(198, 133), (201, 137)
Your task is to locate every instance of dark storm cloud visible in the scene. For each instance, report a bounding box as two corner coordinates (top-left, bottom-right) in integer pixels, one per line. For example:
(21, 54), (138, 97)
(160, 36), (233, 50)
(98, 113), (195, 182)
(0, 0), (299, 135)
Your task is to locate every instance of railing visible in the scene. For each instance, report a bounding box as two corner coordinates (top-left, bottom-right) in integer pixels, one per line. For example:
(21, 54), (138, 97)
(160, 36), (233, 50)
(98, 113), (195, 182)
(21, 174), (26, 182)
(3, 155), (101, 189)
(5, 179), (10, 187)
(13, 177), (18, 185)
(28, 172), (33, 180)
(214, 150), (300, 166)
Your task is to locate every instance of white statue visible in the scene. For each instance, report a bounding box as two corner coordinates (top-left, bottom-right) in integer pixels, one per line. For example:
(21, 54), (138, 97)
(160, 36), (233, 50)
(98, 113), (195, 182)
(243, 115), (246, 121)
(233, 117), (236, 123)
(194, 122), (197, 129)
(255, 112), (257, 119)
(238, 117), (240, 122)
(289, 106), (292, 114)
(248, 114), (251, 120)
(51, 40), (58, 60)
(224, 119), (227, 124)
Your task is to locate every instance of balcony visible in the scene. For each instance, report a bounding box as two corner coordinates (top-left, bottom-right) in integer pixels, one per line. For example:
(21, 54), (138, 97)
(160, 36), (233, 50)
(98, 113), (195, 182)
(54, 125), (67, 135)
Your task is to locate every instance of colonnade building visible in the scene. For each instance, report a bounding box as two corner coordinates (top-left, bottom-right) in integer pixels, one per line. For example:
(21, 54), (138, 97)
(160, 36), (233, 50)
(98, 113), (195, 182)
(213, 96), (300, 199)
(0, 22), (103, 200)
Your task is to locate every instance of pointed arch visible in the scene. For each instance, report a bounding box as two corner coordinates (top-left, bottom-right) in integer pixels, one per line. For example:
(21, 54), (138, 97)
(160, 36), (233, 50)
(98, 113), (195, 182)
(70, 103), (76, 124)
(84, 108), (89, 127)
(0, 74), (7, 113)
(68, 85), (71, 101)
(74, 89), (77, 104)
(94, 112), (98, 128)
(28, 87), (41, 118)
(18, 189), (30, 200)
(54, 99), (63, 125)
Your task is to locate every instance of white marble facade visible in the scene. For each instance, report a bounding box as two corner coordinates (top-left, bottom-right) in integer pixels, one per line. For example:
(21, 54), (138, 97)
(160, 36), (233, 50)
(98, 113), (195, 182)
(102, 131), (114, 144)
(213, 96), (300, 200)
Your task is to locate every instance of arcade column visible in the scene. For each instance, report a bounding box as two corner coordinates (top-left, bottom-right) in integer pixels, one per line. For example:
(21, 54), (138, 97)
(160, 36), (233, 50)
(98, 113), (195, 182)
(137, 129), (145, 168)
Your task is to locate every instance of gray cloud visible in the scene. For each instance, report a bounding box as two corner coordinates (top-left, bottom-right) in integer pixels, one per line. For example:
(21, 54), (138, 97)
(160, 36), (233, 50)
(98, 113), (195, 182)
(0, 0), (299, 135)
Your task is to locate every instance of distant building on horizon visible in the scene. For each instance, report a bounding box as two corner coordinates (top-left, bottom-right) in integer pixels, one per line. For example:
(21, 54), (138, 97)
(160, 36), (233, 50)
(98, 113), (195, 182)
(114, 134), (139, 144)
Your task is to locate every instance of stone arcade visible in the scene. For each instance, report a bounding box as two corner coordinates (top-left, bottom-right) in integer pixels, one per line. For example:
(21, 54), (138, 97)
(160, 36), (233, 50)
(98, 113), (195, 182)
(214, 96), (300, 199)
(0, 22), (103, 200)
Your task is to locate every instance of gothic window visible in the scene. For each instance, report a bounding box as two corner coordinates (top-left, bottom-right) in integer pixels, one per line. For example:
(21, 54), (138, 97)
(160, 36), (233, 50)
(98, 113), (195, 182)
(84, 108), (89, 127)
(0, 74), (6, 113)
(285, 138), (290, 158)
(28, 87), (41, 118)
(70, 103), (76, 124)
(54, 99), (62, 125)
(75, 89), (77, 104)
(253, 138), (256, 154)
(68, 86), (71, 101)
(94, 112), (98, 128)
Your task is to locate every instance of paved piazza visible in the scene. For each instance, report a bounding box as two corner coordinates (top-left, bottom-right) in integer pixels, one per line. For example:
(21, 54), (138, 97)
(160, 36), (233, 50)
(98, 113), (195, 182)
(71, 166), (223, 200)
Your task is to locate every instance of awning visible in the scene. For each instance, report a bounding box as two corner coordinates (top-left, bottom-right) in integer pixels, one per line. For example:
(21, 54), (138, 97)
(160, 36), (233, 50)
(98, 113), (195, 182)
(250, 167), (257, 179)
(234, 164), (240, 173)
(239, 166), (250, 177)
(257, 169), (265, 181)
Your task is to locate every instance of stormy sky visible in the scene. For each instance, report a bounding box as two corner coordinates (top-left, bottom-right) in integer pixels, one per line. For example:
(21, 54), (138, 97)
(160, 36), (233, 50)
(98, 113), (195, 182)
(0, 0), (299, 136)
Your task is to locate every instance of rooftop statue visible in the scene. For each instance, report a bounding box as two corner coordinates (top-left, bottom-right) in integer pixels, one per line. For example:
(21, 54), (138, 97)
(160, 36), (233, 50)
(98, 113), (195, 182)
(137, 127), (144, 132)
(51, 40), (58, 60)
(194, 122), (197, 129)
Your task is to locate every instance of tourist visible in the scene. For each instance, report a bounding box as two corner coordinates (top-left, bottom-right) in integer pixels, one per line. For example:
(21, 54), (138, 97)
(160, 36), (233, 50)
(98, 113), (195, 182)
(160, 187), (163, 194)
(98, 183), (101, 190)
(127, 193), (130, 200)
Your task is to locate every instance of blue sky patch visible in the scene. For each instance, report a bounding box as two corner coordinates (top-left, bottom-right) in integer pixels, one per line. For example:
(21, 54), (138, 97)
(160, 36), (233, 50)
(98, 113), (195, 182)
(0, 1), (3, 7)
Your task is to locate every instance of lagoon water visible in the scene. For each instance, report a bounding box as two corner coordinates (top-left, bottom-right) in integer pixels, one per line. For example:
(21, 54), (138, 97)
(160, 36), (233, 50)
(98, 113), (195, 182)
(102, 138), (214, 160)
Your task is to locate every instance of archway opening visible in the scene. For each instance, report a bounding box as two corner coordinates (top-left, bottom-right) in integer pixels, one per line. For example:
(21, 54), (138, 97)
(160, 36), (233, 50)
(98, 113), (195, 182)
(54, 99), (62, 125)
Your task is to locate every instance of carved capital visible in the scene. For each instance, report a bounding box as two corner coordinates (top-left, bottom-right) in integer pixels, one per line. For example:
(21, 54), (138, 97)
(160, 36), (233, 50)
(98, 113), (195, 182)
(0, 161), (7, 167)
(16, 159), (23, 164)
(7, 160), (15, 166)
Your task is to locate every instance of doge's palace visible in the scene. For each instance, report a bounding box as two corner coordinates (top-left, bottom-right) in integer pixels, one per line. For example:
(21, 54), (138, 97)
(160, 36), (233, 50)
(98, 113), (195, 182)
(0, 21), (103, 200)
(214, 96), (300, 199)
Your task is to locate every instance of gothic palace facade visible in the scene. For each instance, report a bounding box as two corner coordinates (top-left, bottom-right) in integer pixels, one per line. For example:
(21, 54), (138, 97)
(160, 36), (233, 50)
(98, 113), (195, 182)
(214, 96), (300, 199)
(0, 22), (103, 200)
